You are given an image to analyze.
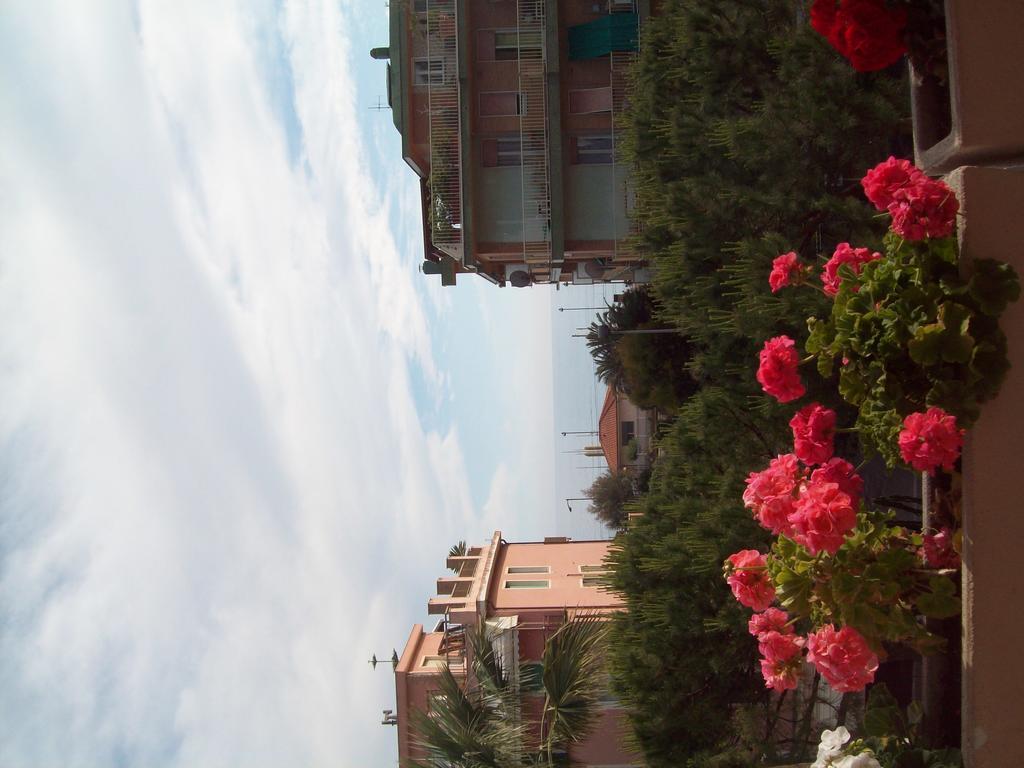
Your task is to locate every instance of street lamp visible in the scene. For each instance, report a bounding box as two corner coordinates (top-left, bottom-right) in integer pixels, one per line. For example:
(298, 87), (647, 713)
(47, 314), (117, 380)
(558, 306), (606, 312)
(561, 430), (598, 436)
(566, 497), (589, 512)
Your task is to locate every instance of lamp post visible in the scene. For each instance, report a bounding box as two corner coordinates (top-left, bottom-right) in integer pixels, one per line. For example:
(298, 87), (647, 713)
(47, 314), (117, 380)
(561, 430), (598, 436)
(558, 306), (605, 312)
(566, 497), (589, 512)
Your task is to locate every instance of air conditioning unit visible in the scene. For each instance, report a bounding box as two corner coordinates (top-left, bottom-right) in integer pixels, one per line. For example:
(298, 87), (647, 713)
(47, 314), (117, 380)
(505, 264), (532, 288)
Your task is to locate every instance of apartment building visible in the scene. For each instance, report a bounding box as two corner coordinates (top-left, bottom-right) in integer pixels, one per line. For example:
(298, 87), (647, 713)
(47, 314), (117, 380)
(390, 531), (640, 766)
(372, 0), (651, 287)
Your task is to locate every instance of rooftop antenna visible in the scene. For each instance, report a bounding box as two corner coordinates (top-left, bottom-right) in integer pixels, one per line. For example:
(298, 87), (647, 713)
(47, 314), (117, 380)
(369, 650), (400, 671)
(369, 95), (389, 111)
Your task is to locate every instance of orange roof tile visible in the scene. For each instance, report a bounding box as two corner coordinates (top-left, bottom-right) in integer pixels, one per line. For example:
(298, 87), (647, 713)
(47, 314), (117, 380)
(598, 386), (619, 471)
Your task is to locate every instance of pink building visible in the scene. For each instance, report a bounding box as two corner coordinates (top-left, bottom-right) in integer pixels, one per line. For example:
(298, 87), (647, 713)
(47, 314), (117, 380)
(391, 531), (642, 766)
(371, 0), (652, 288)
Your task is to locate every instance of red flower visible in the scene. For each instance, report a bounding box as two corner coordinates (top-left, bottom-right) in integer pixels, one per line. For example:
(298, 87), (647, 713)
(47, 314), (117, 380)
(806, 624), (879, 692)
(789, 403), (837, 466)
(725, 550), (776, 611)
(810, 0), (908, 72)
(810, 458), (864, 507)
(898, 407), (964, 474)
(887, 177), (959, 241)
(743, 454), (802, 536)
(789, 480), (857, 555)
(821, 242), (882, 296)
(749, 607), (793, 639)
(757, 336), (805, 403)
(862, 156), (928, 211)
(922, 527), (961, 569)
(769, 251), (803, 293)
(758, 630), (805, 691)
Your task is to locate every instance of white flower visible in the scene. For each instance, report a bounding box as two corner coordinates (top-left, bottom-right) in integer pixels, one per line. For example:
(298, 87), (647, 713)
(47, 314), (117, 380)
(834, 754), (881, 768)
(811, 727), (852, 768)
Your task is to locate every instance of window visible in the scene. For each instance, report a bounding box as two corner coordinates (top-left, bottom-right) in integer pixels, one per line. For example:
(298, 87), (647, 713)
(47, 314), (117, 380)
(480, 91), (525, 117)
(620, 420), (635, 445)
(494, 29), (543, 60)
(582, 576), (607, 588)
(580, 564), (607, 573)
(504, 580), (550, 589)
(414, 58), (445, 86)
(482, 137), (544, 167)
(421, 656), (447, 668)
(574, 135), (614, 165)
(508, 565), (550, 574)
(413, 0), (427, 11)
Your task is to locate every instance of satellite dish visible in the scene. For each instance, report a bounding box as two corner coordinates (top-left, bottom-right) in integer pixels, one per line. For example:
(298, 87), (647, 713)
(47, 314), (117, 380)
(509, 270), (531, 288)
(584, 260), (607, 279)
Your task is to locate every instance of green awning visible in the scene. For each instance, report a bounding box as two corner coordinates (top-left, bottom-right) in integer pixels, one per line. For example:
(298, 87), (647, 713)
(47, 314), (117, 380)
(568, 13), (639, 60)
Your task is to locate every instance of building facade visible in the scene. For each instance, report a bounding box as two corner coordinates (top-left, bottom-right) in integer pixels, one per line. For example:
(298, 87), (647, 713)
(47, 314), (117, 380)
(373, 0), (651, 287)
(596, 385), (655, 473)
(391, 531), (641, 766)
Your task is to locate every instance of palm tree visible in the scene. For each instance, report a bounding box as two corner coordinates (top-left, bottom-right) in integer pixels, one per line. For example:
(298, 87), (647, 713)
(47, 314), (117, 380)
(409, 614), (610, 767)
(448, 541), (468, 574)
(538, 614), (609, 764)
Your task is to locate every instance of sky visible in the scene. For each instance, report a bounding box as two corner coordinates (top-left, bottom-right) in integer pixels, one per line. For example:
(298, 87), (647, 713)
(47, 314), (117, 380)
(0, 1), (613, 765)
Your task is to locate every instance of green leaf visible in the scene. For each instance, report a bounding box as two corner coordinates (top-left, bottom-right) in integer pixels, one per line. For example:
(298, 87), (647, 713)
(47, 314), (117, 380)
(908, 323), (943, 365)
(969, 259), (1021, 316)
(915, 576), (961, 619)
(839, 367), (867, 404)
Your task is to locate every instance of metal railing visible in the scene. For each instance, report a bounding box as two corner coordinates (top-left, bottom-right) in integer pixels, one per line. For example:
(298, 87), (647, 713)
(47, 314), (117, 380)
(610, 45), (640, 261)
(421, 0), (463, 261)
(516, 0), (552, 268)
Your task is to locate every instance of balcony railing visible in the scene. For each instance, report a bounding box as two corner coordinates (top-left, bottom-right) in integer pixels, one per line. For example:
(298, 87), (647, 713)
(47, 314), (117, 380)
(610, 45), (640, 260)
(420, 0), (463, 261)
(516, 0), (552, 267)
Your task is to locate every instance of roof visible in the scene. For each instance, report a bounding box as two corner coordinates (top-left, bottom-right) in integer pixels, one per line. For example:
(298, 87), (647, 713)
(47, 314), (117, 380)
(598, 386), (620, 471)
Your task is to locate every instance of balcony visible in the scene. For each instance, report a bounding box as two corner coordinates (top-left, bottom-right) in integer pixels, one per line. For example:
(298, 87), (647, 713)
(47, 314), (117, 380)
(417, 0), (462, 261)
(515, 0), (553, 267)
(416, 0), (554, 274)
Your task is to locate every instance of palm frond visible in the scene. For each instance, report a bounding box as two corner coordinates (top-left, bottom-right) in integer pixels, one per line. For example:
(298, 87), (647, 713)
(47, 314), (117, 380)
(541, 614), (610, 750)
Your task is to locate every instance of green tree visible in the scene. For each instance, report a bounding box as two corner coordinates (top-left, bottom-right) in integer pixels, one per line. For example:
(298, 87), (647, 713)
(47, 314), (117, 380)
(584, 470), (635, 529)
(604, 0), (911, 763)
(586, 287), (697, 411)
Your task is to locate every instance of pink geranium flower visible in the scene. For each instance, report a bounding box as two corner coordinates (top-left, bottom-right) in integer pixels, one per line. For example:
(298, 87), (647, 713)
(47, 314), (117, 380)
(769, 251), (803, 293)
(789, 403), (837, 466)
(749, 607), (793, 639)
(757, 336), (805, 403)
(821, 243), (882, 296)
(743, 454), (802, 536)
(922, 527), (961, 569)
(725, 550), (776, 611)
(810, 458), (864, 507)
(898, 407), (964, 474)
(758, 630), (805, 691)
(861, 156), (928, 211)
(887, 177), (959, 241)
(788, 480), (857, 555)
(806, 624), (879, 692)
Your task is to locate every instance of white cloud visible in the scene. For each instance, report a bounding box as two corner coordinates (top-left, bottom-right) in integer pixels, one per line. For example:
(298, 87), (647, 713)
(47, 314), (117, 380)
(0, 0), (538, 765)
